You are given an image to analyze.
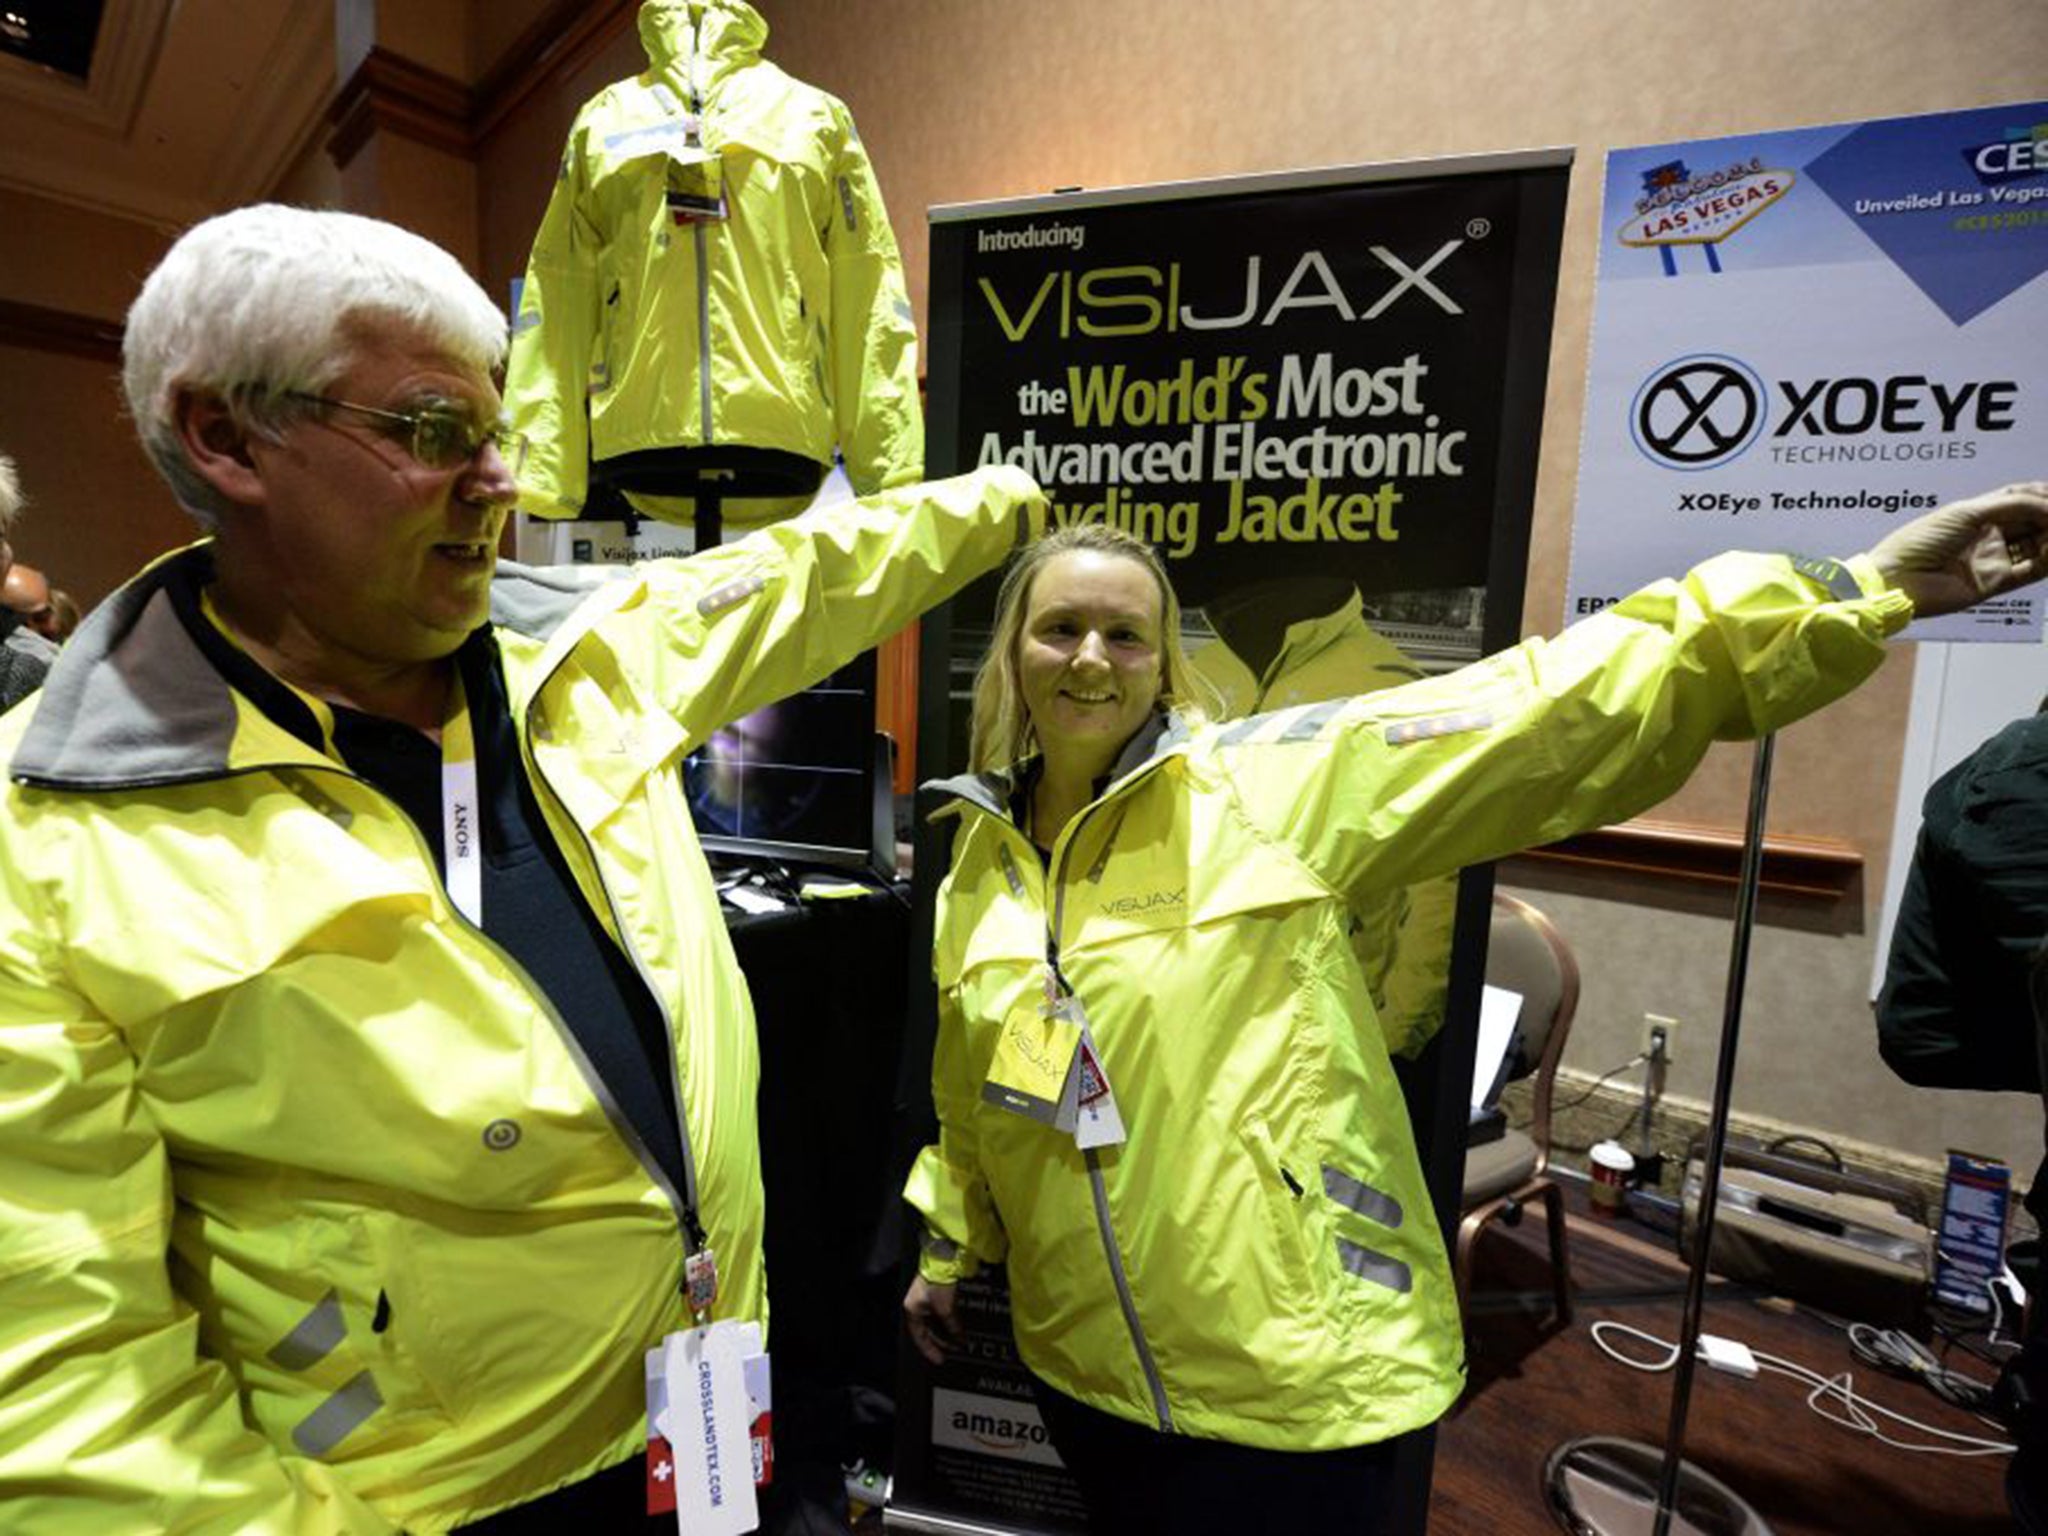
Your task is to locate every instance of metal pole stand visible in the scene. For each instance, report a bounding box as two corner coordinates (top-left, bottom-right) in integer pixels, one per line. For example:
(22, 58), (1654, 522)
(1542, 735), (1780, 1536)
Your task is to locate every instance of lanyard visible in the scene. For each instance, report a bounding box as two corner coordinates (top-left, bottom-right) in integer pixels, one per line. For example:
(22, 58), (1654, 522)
(440, 673), (483, 928)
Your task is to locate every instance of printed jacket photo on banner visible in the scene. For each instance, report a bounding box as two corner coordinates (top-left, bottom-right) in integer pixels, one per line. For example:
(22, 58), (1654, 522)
(0, 469), (1036, 1533)
(907, 550), (1914, 1451)
(505, 0), (924, 524)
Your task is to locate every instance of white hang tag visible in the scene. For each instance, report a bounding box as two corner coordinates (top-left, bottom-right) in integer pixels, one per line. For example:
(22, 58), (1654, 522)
(663, 1321), (760, 1534)
(1073, 1027), (1127, 1150)
(440, 678), (482, 927)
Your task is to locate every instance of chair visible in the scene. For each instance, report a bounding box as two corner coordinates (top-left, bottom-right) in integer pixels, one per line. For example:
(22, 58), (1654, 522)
(1455, 892), (1580, 1327)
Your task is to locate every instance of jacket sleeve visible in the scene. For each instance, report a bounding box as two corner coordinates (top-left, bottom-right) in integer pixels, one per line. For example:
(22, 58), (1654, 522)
(505, 122), (604, 521)
(1875, 720), (2048, 1093)
(903, 981), (1009, 1285)
(1221, 551), (1913, 899)
(590, 466), (1041, 748)
(821, 98), (923, 494)
(0, 875), (391, 1532)
(1367, 871), (1459, 1059)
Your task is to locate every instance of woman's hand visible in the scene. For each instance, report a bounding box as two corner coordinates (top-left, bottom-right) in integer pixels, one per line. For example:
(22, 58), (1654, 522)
(904, 1274), (963, 1366)
(1864, 482), (2048, 618)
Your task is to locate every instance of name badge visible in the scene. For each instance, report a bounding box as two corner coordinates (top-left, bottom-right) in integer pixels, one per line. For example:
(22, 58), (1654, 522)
(652, 1320), (765, 1532)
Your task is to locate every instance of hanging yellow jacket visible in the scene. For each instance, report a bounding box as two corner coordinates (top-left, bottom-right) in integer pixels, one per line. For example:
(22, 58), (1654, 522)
(505, 0), (923, 524)
(0, 468), (1038, 1533)
(1189, 590), (1456, 1057)
(908, 552), (1910, 1450)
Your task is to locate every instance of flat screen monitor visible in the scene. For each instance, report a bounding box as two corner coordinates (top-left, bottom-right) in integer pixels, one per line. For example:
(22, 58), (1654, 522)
(683, 650), (893, 876)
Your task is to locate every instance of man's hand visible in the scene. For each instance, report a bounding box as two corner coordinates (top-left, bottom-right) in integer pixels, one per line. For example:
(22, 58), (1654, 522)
(1865, 482), (2048, 618)
(903, 1274), (963, 1366)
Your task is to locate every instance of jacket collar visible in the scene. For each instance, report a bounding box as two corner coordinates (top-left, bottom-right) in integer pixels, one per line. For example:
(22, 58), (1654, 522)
(11, 545), (613, 793)
(924, 711), (1183, 822)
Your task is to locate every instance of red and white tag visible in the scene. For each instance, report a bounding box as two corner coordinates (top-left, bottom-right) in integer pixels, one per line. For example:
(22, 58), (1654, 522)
(1073, 1028), (1126, 1150)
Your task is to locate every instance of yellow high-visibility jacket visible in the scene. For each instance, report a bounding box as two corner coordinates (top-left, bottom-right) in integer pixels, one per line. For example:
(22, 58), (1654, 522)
(505, 0), (923, 525)
(0, 469), (1038, 1533)
(908, 552), (1910, 1450)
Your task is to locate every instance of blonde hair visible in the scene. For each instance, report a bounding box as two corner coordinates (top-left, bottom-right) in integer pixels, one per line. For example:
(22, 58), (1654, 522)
(968, 523), (1213, 773)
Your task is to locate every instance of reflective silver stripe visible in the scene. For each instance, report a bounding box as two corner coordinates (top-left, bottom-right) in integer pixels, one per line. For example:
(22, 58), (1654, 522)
(291, 1371), (383, 1458)
(1336, 1238), (1413, 1294)
(267, 1290), (346, 1372)
(1322, 1166), (1403, 1228)
(921, 1231), (959, 1260)
(1216, 715), (1267, 747)
(696, 573), (765, 617)
(1087, 1151), (1174, 1432)
(1278, 699), (1347, 743)
(1789, 554), (1862, 603)
(1083, 807), (1127, 884)
(1383, 709), (1495, 746)
(997, 845), (1025, 896)
(894, 297), (915, 323)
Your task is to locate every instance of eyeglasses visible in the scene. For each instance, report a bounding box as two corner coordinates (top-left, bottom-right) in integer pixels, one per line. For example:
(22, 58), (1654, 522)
(285, 392), (529, 475)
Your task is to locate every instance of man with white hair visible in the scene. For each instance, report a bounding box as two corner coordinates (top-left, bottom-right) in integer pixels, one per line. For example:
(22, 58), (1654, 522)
(0, 454), (55, 710)
(0, 203), (1039, 1532)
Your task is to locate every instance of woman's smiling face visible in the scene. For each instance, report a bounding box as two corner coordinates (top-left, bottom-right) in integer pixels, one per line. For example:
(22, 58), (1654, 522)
(1017, 548), (1165, 771)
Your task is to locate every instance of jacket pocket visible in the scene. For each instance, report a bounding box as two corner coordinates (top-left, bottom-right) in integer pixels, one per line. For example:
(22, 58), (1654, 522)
(1239, 1116), (1321, 1298)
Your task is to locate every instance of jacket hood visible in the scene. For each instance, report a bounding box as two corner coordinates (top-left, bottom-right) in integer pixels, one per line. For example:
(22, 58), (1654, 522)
(638, 0), (767, 86)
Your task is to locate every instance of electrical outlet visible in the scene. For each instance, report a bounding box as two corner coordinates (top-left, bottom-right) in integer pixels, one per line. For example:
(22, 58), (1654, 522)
(1643, 1012), (1678, 1063)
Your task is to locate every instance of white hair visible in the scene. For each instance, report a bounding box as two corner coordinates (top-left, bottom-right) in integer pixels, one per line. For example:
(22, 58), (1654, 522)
(123, 204), (508, 526)
(0, 453), (18, 535)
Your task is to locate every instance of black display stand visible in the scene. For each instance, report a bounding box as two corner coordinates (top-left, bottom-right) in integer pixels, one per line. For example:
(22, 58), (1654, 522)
(735, 885), (914, 1536)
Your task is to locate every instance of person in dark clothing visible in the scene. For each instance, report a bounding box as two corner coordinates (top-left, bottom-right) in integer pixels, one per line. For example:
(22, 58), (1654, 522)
(0, 453), (54, 712)
(1878, 706), (2048, 1532)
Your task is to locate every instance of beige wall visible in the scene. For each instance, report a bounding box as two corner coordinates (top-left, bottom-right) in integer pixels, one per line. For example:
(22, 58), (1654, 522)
(0, 187), (181, 607)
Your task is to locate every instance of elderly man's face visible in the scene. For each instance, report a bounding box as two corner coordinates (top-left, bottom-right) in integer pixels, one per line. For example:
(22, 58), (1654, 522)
(239, 318), (515, 666)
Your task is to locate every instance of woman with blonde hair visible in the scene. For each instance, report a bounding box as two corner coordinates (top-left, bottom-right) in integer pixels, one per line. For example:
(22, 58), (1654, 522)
(904, 487), (2048, 1533)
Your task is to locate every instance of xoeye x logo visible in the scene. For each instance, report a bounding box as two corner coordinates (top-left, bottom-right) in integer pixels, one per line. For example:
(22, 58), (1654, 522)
(1629, 354), (1766, 471)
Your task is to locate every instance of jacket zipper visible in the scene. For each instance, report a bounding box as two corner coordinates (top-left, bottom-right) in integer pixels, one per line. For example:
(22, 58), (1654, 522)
(688, 13), (714, 446)
(515, 725), (711, 1260)
(1041, 801), (1175, 1434)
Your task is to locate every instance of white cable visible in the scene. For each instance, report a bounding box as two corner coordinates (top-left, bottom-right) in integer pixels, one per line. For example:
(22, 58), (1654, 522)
(1587, 1320), (2014, 1457)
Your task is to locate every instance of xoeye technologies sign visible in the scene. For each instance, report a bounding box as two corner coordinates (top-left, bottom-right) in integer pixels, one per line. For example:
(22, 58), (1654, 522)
(1570, 102), (2048, 640)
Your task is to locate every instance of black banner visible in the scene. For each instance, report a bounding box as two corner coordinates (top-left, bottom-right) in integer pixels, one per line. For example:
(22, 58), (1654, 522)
(894, 153), (1570, 1536)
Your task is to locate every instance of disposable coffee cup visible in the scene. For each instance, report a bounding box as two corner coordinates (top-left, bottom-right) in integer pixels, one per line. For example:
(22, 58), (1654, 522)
(1589, 1141), (1634, 1214)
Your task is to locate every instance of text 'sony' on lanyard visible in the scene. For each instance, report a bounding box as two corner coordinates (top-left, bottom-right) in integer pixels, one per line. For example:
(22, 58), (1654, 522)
(440, 673), (482, 927)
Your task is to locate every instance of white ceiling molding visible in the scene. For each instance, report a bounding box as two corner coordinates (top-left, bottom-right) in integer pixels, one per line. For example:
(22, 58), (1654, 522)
(0, 0), (174, 136)
(0, 0), (332, 231)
